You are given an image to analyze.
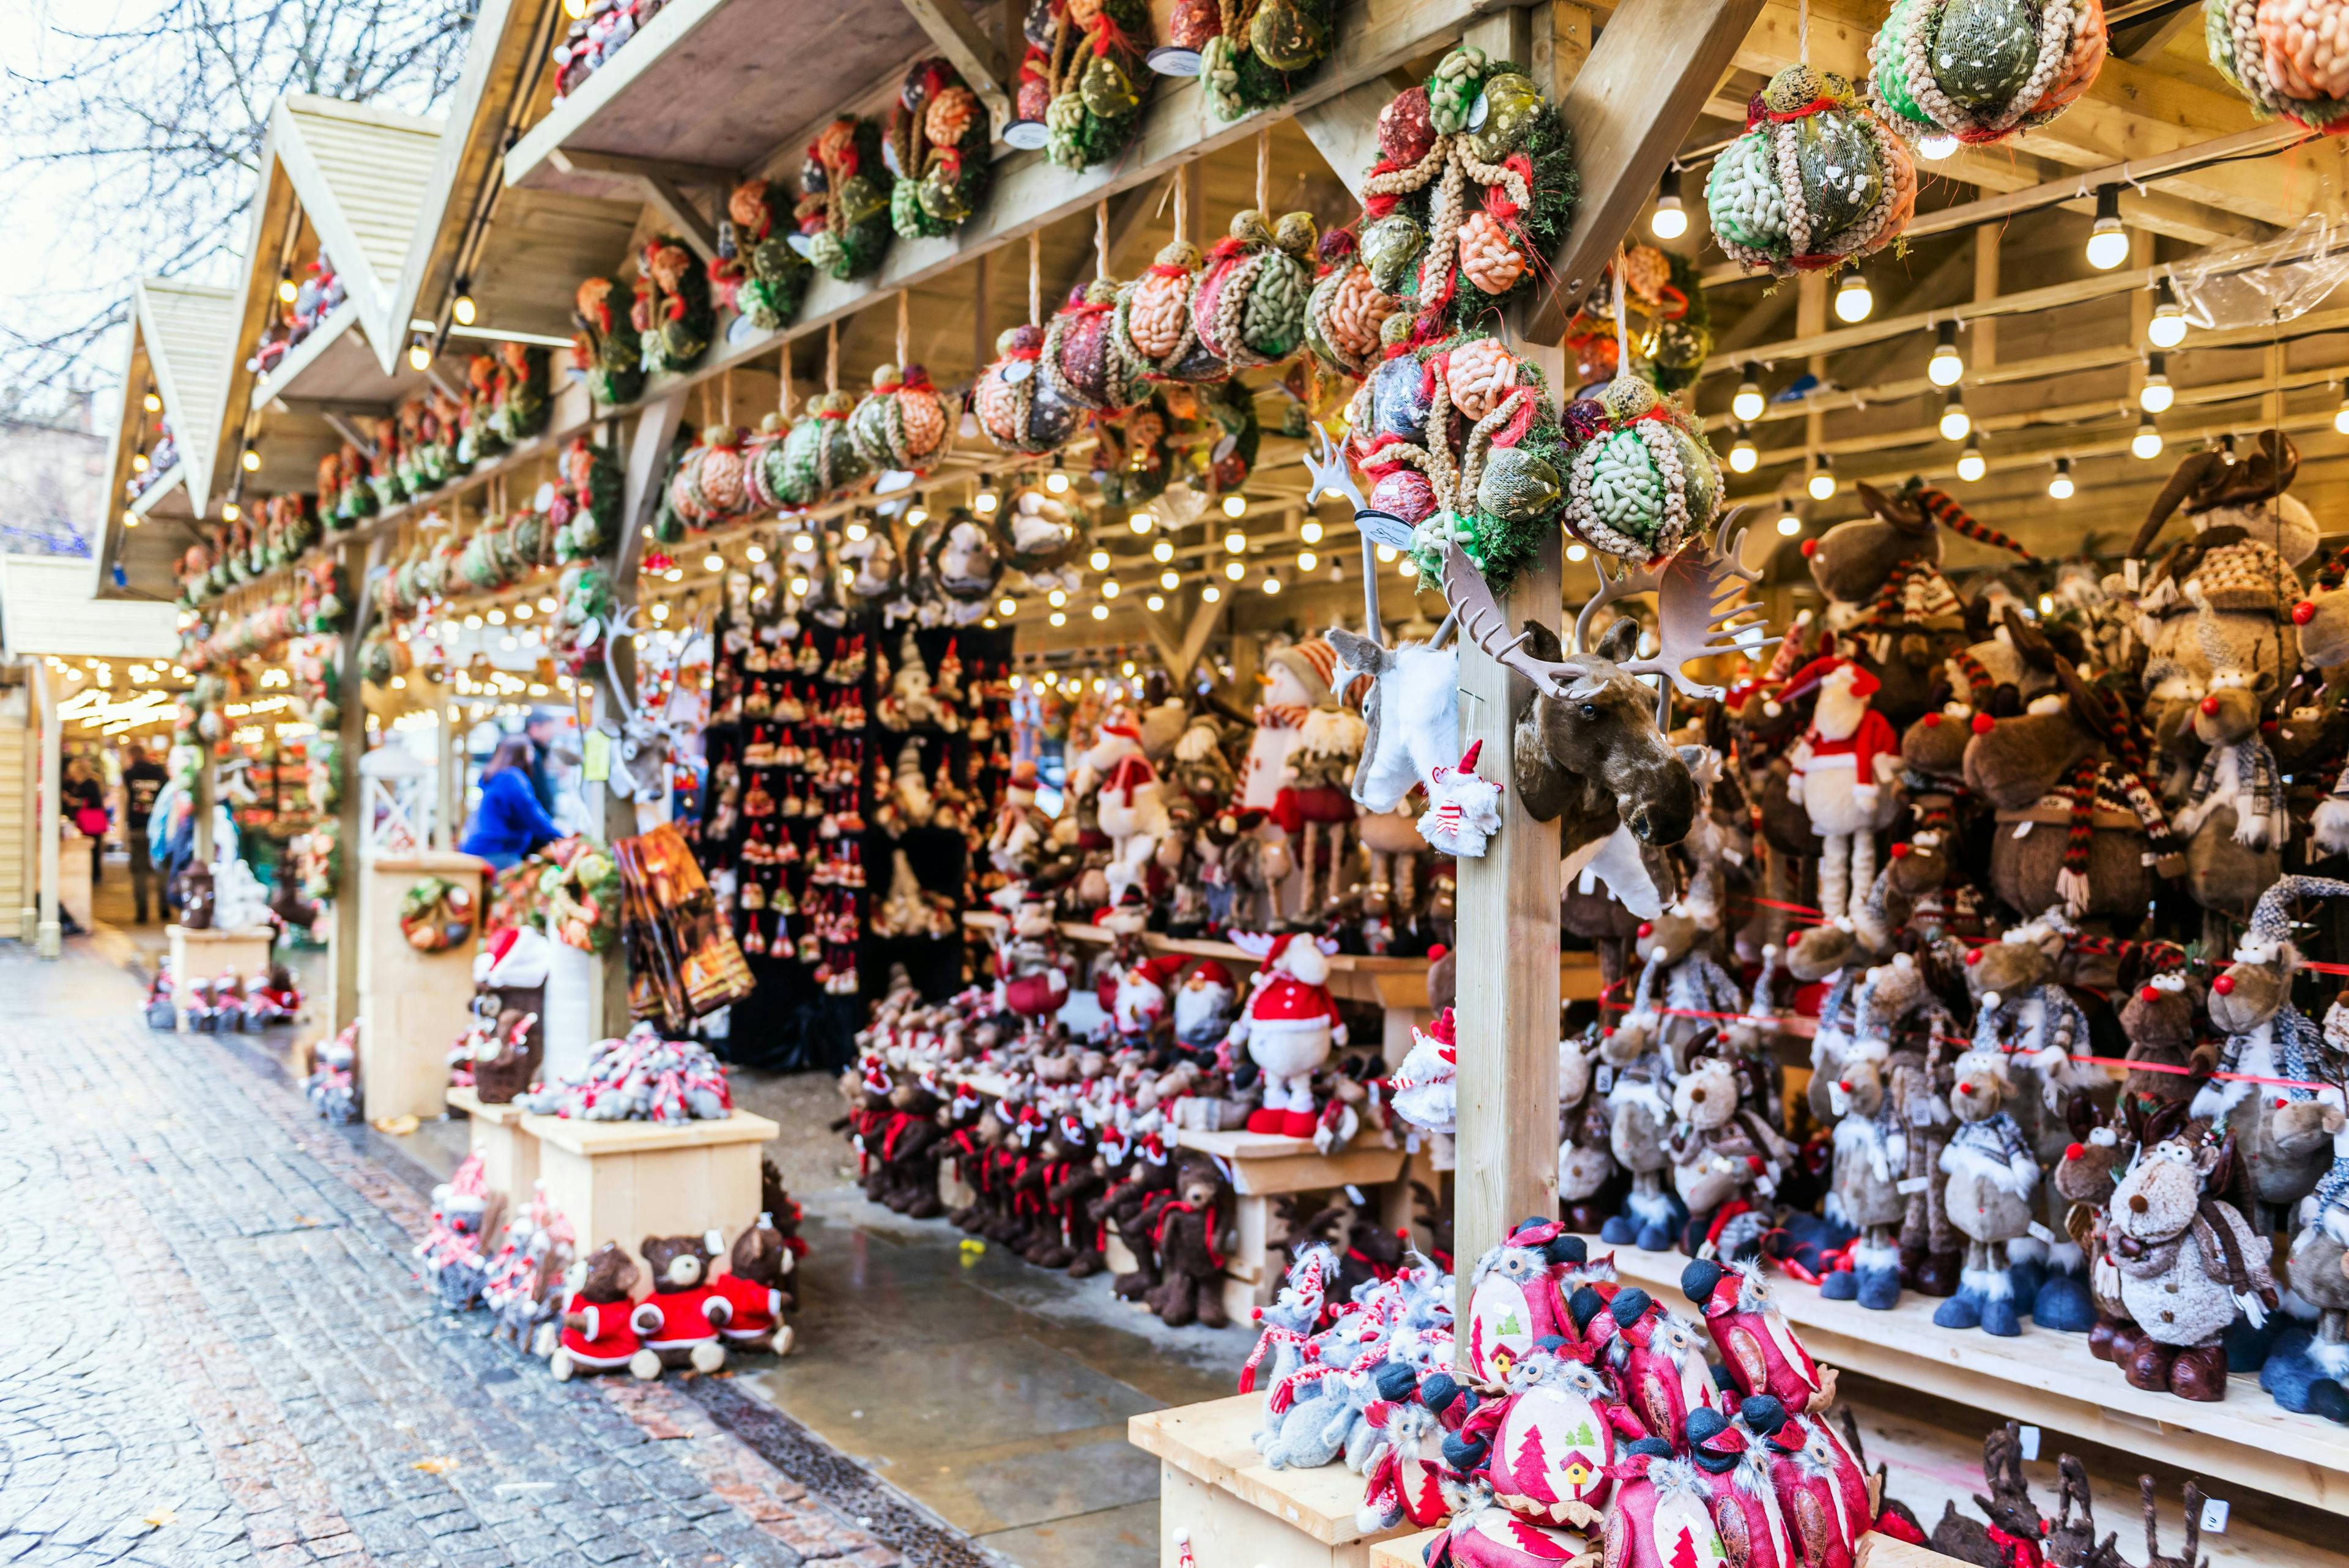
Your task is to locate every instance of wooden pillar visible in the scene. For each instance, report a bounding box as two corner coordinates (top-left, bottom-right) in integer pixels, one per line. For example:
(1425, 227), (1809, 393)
(1972, 204), (2000, 370)
(330, 534), (380, 1033)
(17, 675), (35, 945)
(192, 751), (215, 866)
(34, 660), (59, 959)
(436, 700), (461, 852)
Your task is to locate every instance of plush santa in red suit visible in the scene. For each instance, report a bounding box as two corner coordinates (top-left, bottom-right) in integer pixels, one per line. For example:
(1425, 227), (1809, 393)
(1226, 931), (1346, 1137)
(1772, 653), (1896, 920)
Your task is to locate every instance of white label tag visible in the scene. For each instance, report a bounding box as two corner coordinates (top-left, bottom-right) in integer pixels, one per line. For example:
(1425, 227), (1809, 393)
(1345, 1184), (1367, 1205)
(1896, 1175), (1929, 1195)
(2017, 1425), (2041, 1462)
(2199, 1498), (2229, 1535)
(2012, 820), (2033, 839)
(1405, 1132), (1422, 1153)
(1595, 1065), (1616, 1093)
(1827, 1081), (1851, 1117)
(2028, 1221), (2057, 1245)
(2124, 559), (2141, 591)
(1467, 89), (1491, 130)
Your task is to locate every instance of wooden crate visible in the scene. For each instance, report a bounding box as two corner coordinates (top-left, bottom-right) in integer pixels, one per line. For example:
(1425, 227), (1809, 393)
(167, 924), (276, 1032)
(357, 852), (487, 1123)
(1131, 1394), (1407, 1568)
(524, 1110), (779, 1294)
(1583, 1235), (2349, 1518)
(446, 1085), (538, 1200)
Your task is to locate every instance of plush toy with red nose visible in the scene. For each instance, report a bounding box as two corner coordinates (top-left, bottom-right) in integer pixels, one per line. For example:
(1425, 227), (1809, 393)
(1226, 930), (1348, 1137)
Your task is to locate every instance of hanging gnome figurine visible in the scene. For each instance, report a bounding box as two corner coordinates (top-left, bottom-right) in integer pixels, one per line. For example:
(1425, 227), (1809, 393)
(1776, 650), (1899, 920)
(1225, 931), (1346, 1138)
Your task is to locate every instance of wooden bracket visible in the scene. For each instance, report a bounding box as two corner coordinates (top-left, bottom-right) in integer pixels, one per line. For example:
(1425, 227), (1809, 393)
(549, 147), (726, 261)
(322, 412), (380, 460)
(894, 0), (1013, 127)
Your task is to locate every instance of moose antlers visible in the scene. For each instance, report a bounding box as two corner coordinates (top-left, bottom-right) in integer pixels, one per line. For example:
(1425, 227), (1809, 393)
(1573, 508), (1778, 699)
(1440, 538), (1594, 702)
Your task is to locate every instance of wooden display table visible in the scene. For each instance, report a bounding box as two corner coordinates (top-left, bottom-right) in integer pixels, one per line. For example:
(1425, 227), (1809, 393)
(1131, 1394), (1406, 1568)
(445, 1085), (538, 1200)
(1174, 1127), (1407, 1322)
(1372, 1528), (1967, 1568)
(166, 923), (275, 1032)
(524, 1110), (779, 1292)
(357, 852), (487, 1123)
(1581, 1236), (2349, 1517)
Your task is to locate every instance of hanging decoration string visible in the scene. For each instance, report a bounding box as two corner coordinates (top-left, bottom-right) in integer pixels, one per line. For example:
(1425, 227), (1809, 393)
(1172, 166), (1189, 248)
(825, 319), (839, 393)
(1798, 0), (1810, 62)
(1255, 128), (1271, 213)
(1095, 198), (1111, 280)
(720, 368), (732, 431)
(779, 346), (795, 423)
(1028, 230), (1042, 326)
(896, 290), (910, 368)
(1612, 243), (1630, 373)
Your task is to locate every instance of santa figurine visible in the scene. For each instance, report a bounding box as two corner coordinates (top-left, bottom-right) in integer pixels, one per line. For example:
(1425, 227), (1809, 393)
(992, 885), (1072, 1033)
(1172, 959), (1238, 1059)
(1226, 931), (1347, 1137)
(1772, 652), (1897, 920)
(1111, 954), (1183, 1043)
(1070, 719), (1172, 899)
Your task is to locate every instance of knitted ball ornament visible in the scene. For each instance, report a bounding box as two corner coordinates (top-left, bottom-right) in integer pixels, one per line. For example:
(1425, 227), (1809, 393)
(1045, 279), (1151, 412)
(888, 60), (995, 239)
(2208, 0), (2349, 130)
(1357, 46), (1579, 336)
(717, 179), (811, 330)
(793, 116), (895, 282)
(1192, 209), (1320, 370)
(1111, 240), (1229, 383)
(1559, 376), (1723, 562)
(1707, 67), (1917, 275)
(1869, 0), (2107, 146)
(776, 392), (871, 505)
(848, 363), (952, 472)
(974, 324), (1083, 455)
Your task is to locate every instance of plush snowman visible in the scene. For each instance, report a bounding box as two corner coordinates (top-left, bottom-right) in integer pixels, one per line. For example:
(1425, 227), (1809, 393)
(1226, 931), (1346, 1137)
(1240, 639), (1339, 811)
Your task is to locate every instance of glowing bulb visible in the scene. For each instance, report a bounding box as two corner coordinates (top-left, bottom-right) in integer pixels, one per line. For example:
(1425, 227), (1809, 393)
(1102, 579), (1120, 598)
(1397, 558), (1418, 578)
(1146, 593), (1165, 611)
(2085, 186), (2129, 270)
(974, 489), (998, 514)
(1129, 512), (1151, 533)
(1160, 570), (1179, 590)
(1088, 548), (1110, 571)
(1222, 493), (1247, 518)
(1917, 132), (1959, 161)
(1939, 393), (1971, 442)
(2039, 593), (2056, 616)
(1565, 542), (1587, 562)
(789, 573), (813, 596)
(1202, 584), (1220, 603)
(408, 337), (432, 371)
(1375, 544), (1398, 563)
(1732, 370), (1765, 423)
(1152, 539), (1173, 563)
(562, 0), (587, 19)
(2047, 456), (2074, 500)
(1091, 603), (1109, 621)
(1776, 504), (1802, 537)
(1833, 273), (1872, 324)
(537, 596), (556, 613)
(122, 509), (139, 529)
(2336, 384), (2349, 437)
(1807, 459), (1836, 501)
(1299, 519), (1323, 544)
(744, 544), (766, 563)
(1650, 166), (1688, 240)
(1957, 442), (1986, 483)
(514, 603), (532, 620)
(1047, 588), (1067, 608)
(1223, 530), (1246, 554)
(1296, 550), (1317, 572)
(486, 609), (506, 625)
(2148, 278), (2188, 349)
(452, 291), (477, 327)
(905, 507), (927, 526)
(241, 447), (261, 472)
(1728, 428), (1757, 474)
(997, 596), (1017, 616)
(130, 450), (148, 473)
(703, 552), (724, 571)
(142, 390), (162, 414)
(220, 501), (239, 522)
(1122, 660), (1137, 677)
(277, 269), (297, 304)
(2139, 354), (2173, 414)
(1223, 559), (1245, 581)
(1928, 322), (1963, 388)
(1045, 469), (1069, 494)
(1050, 610), (1067, 626)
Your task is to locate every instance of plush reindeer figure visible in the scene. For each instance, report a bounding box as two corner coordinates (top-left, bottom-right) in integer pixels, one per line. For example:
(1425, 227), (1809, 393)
(1667, 1056), (1792, 1262)
(1935, 1049), (2040, 1337)
(2106, 1127), (2276, 1401)
(2265, 1131), (2349, 1420)
(1821, 1051), (1908, 1310)
(2140, 1477), (2209, 1568)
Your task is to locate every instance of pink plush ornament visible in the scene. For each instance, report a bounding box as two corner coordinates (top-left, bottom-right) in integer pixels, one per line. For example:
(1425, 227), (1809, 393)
(1371, 469), (1439, 524)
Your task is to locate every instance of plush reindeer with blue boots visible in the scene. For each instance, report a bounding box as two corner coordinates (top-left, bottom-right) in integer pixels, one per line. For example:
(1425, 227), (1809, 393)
(1932, 1048), (2043, 1337)
(2268, 1124), (2349, 1422)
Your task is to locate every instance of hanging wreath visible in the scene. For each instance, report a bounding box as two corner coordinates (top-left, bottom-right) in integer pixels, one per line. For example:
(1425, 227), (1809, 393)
(889, 59), (993, 239)
(552, 436), (621, 561)
(1045, 280), (1150, 414)
(401, 877), (475, 953)
(1193, 209), (1319, 370)
(1871, 0), (2107, 146)
(633, 236), (713, 373)
(1559, 375), (1723, 562)
(1091, 394), (1173, 505)
(1113, 240), (1226, 382)
(715, 179), (811, 331)
(494, 343), (552, 442)
(2208, 0), (2349, 130)
(776, 391), (871, 503)
(1305, 227), (1400, 380)
(1198, 0), (1334, 119)
(918, 510), (1007, 611)
(793, 117), (894, 283)
(849, 363), (952, 472)
(1706, 66), (1918, 275)
(1348, 325), (1572, 591)
(540, 839), (620, 954)
(973, 324), (1083, 454)
(1358, 47), (1580, 336)
(571, 277), (645, 406)
(1016, 0), (1151, 170)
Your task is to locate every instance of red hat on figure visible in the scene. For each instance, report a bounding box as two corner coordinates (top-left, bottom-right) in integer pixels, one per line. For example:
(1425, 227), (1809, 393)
(1770, 654), (1879, 705)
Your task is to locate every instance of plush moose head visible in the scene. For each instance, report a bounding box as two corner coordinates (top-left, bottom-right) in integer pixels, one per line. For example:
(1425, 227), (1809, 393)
(1813, 482), (1941, 605)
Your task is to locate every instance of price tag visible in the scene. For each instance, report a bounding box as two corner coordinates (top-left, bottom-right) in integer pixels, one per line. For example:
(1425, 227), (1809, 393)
(2199, 1498), (2230, 1534)
(1345, 1184), (1367, 1205)
(1896, 1175), (1929, 1195)
(2017, 1425), (2041, 1462)
(584, 728), (612, 783)
(2027, 1221), (2057, 1245)
(2013, 820), (2033, 839)
(1595, 1065), (1616, 1093)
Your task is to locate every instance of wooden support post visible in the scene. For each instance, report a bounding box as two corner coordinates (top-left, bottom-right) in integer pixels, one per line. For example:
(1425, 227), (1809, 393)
(33, 660), (59, 959)
(331, 533), (383, 1034)
(437, 700), (461, 852)
(1972, 199), (2001, 370)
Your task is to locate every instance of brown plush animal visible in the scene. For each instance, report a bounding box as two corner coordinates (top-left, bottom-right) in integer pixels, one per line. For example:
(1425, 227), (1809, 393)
(549, 1242), (644, 1381)
(711, 1213), (797, 1356)
(2105, 1131), (2274, 1401)
(630, 1234), (729, 1377)
(1148, 1156), (1236, 1328)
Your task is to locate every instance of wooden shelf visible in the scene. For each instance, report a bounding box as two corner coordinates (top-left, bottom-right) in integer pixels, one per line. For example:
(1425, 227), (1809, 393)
(1580, 1236), (2349, 1518)
(445, 1083), (527, 1128)
(522, 1108), (779, 1156)
(1173, 1126), (1405, 1195)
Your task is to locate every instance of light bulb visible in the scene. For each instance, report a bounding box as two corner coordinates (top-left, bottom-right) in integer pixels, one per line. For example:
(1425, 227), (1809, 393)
(1650, 166), (1688, 240)
(514, 603), (532, 620)
(486, 608), (506, 625)
(1917, 132), (1959, 161)
(1398, 557), (1418, 578)
(1088, 548), (1110, 571)
(2148, 278), (2188, 349)
(974, 489), (998, 514)
(1159, 569), (1179, 590)
(2038, 593), (2056, 616)
(1047, 588), (1067, 608)
(1045, 469), (1070, 494)
(408, 336), (432, 371)
(1223, 530), (1246, 554)
(2085, 186), (2129, 271)
(1928, 322), (1964, 388)
(1297, 550), (1317, 572)
(1565, 542), (1588, 562)
(1776, 504), (1802, 537)
(1299, 519), (1323, 544)
(1222, 493), (1247, 518)
(1807, 459), (1836, 500)
(1375, 544), (1398, 563)
(2133, 417), (2164, 459)
(1223, 559), (1245, 581)
(1050, 610), (1067, 626)
(220, 501), (239, 522)
(1939, 393), (1971, 442)
(1146, 593), (1165, 611)
(1091, 603), (1109, 620)
(703, 552), (724, 571)
(1729, 428), (1758, 474)
(122, 509), (139, 529)
(277, 269), (297, 304)
(1122, 660), (1137, 676)
(2139, 354), (2173, 414)
(451, 290), (477, 327)
(1128, 511), (1151, 533)
(130, 450), (148, 473)
(998, 596), (1017, 616)
(1732, 368), (1765, 423)
(1261, 574), (1280, 595)
(1957, 442), (1986, 482)
(1101, 579), (1120, 598)
(1152, 539), (1173, 563)
(905, 506), (928, 526)
(241, 446), (261, 472)
(1834, 273), (1872, 323)
(537, 596), (556, 613)
(142, 390), (162, 414)
(562, 0), (588, 18)
(1201, 584), (1220, 604)
(2047, 457), (2074, 500)
(746, 544), (766, 563)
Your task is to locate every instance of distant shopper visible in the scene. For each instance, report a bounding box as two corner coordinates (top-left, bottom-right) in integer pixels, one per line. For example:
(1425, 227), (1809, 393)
(62, 755), (106, 885)
(462, 735), (562, 871)
(525, 713), (560, 811)
(122, 743), (168, 924)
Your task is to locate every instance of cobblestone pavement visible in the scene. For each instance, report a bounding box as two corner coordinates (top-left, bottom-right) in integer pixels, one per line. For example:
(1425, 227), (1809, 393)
(0, 946), (954, 1568)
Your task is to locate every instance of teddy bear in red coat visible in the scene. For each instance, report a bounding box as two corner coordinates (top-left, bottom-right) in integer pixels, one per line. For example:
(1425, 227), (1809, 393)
(708, 1213), (797, 1356)
(550, 1242), (644, 1380)
(629, 1233), (729, 1377)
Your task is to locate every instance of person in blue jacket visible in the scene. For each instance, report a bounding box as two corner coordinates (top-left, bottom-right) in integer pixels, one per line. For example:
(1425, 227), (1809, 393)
(462, 735), (562, 869)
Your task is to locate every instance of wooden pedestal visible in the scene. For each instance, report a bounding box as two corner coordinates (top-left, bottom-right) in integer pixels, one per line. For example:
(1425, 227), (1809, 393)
(1132, 1395), (1405, 1568)
(1172, 1128), (1407, 1323)
(524, 1110), (779, 1292)
(357, 852), (486, 1123)
(446, 1085), (538, 1200)
(167, 924), (276, 1031)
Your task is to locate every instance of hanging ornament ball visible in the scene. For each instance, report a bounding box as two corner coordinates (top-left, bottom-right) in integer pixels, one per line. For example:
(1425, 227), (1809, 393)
(1377, 84), (1438, 163)
(1445, 337), (1520, 420)
(1371, 469), (1440, 525)
(1871, 0), (2107, 144)
(1476, 446), (1563, 525)
(1359, 214), (1427, 296)
(1127, 243), (1198, 359)
(1598, 376), (1660, 422)
(2211, 0), (2349, 129)
(1368, 351), (1433, 440)
(925, 85), (980, 148)
(1767, 63), (1826, 110)
(1464, 72), (1543, 160)
(1250, 0), (1330, 72)
(1709, 70), (1915, 275)
(1456, 210), (1529, 295)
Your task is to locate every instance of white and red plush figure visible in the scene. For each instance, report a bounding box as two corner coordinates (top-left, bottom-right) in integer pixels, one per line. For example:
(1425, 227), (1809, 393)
(1426, 1486), (1592, 1568)
(1460, 1348), (1636, 1529)
(1774, 654), (1897, 920)
(1070, 719), (1172, 898)
(1172, 959), (1238, 1055)
(1241, 639), (1340, 809)
(1389, 1006), (1460, 1137)
(1420, 741), (1505, 858)
(992, 886), (1071, 1025)
(1462, 1220), (1592, 1381)
(1226, 930), (1346, 1137)
(1601, 1444), (1733, 1568)
(1680, 1258), (1833, 1415)
(1111, 954), (1182, 1040)
(1747, 1398), (1878, 1568)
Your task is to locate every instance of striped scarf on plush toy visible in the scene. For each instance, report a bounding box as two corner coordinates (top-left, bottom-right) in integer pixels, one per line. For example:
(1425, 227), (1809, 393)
(2186, 737), (2282, 844)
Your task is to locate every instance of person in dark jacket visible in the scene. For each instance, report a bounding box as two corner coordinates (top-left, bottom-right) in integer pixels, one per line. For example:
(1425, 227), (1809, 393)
(462, 735), (562, 870)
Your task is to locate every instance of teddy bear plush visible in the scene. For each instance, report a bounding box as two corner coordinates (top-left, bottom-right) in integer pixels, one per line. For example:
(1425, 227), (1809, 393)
(629, 1233), (729, 1377)
(1148, 1154), (1237, 1328)
(708, 1213), (797, 1356)
(549, 1242), (644, 1380)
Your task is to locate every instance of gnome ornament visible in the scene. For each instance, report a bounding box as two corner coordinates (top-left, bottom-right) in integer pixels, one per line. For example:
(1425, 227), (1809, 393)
(1226, 930), (1347, 1137)
(1171, 959), (1238, 1058)
(1778, 653), (1898, 919)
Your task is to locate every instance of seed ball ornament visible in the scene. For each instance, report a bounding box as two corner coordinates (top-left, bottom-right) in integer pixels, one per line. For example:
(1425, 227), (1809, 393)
(570, 277), (644, 406)
(714, 179), (810, 331)
(1193, 208), (1320, 370)
(1091, 394), (1173, 505)
(1706, 65), (1918, 275)
(1345, 322), (1572, 591)
(1304, 228), (1400, 381)
(1019, 0), (1151, 171)
(1046, 278), (1151, 413)
(974, 323), (1084, 455)
(1560, 373), (1723, 562)
(849, 363), (951, 472)
(1357, 46), (1579, 336)
(2208, 0), (2349, 130)
(888, 59), (993, 239)
(1197, 0), (1335, 120)
(776, 391), (871, 505)
(631, 237), (713, 374)
(792, 116), (894, 283)
(1869, 0), (2107, 145)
